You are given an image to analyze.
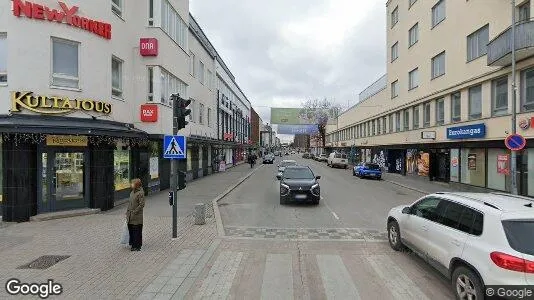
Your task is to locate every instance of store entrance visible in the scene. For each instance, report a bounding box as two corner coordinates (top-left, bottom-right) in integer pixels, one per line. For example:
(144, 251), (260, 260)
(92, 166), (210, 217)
(40, 149), (89, 212)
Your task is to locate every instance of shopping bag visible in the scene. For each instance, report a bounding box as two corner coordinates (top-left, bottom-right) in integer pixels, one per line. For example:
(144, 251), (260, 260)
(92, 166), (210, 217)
(120, 222), (129, 245)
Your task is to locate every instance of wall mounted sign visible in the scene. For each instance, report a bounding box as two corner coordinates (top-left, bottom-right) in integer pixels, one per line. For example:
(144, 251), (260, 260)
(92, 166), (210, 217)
(277, 124), (319, 134)
(223, 133), (234, 141)
(140, 38), (158, 56)
(497, 154), (510, 175)
(140, 104), (158, 122)
(13, 0), (112, 39)
(446, 123), (486, 139)
(519, 118), (531, 130)
(467, 153), (477, 170)
(421, 131), (436, 140)
(11, 91), (112, 115)
(46, 135), (88, 147)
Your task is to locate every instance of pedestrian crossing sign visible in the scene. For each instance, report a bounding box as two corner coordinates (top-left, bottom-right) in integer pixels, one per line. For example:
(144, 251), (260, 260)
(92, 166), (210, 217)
(163, 135), (186, 159)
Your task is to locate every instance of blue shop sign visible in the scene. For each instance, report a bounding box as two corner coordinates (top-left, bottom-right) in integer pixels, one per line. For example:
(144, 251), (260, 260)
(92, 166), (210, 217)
(446, 123), (486, 139)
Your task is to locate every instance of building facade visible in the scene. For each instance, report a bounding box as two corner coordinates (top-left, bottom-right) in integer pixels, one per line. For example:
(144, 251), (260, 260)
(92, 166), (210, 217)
(250, 108), (260, 148)
(326, 0), (534, 196)
(293, 134), (309, 150)
(0, 0), (251, 221)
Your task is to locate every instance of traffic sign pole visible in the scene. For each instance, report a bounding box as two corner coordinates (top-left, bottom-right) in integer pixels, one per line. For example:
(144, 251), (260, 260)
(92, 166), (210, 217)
(511, 0), (518, 195)
(171, 96), (178, 238)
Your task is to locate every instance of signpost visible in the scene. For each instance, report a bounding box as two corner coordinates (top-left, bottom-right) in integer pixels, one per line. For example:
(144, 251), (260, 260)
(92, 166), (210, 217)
(505, 134), (526, 151)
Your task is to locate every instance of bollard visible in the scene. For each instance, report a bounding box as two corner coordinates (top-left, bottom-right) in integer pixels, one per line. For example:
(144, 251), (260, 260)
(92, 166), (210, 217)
(194, 203), (206, 225)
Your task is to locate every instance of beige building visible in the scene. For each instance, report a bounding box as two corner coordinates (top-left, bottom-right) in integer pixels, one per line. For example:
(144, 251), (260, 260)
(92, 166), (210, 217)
(326, 0), (534, 196)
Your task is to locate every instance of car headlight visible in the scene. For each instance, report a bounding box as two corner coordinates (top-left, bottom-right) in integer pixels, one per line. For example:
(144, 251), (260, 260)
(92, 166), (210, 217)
(311, 183), (320, 196)
(280, 183), (290, 195)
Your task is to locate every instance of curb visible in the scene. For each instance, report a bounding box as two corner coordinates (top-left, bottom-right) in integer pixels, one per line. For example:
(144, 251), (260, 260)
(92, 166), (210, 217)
(212, 164), (265, 237)
(383, 179), (429, 194)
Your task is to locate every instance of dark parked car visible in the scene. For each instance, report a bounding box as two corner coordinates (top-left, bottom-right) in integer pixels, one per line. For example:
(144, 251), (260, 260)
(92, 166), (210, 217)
(353, 163), (382, 179)
(302, 153), (310, 159)
(277, 166), (321, 205)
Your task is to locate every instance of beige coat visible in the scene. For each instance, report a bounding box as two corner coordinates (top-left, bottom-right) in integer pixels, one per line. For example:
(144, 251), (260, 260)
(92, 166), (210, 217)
(126, 188), (145, 225)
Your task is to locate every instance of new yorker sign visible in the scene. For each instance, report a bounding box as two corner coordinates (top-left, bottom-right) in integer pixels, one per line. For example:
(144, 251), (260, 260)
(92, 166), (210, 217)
(12, 0), (112, 39)
(11, 91), (113, 115)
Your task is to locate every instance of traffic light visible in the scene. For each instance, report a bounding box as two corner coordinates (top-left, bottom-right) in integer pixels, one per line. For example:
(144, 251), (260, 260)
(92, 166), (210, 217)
(171, 93), (191, 130)
(178, 171), (187, 190)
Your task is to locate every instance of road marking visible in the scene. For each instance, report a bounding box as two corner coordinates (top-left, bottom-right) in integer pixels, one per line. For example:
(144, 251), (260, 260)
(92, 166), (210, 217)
(193, 251), (243, 299)
(366, 255), (430, 300)
(316, 254), (361, 300)
(321, 197), (340, 220)
(260, 254), (294, 300)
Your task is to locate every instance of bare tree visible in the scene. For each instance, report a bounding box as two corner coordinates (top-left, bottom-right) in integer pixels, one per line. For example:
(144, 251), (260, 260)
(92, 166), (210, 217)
(300, 98), (341, 149)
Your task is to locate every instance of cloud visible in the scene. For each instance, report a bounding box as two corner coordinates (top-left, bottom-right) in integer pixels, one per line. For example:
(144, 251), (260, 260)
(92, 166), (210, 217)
(190, 0), (386, 129)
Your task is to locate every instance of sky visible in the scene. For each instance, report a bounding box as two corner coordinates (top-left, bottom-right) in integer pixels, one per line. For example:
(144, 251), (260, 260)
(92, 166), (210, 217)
(190, 0), (387, 143)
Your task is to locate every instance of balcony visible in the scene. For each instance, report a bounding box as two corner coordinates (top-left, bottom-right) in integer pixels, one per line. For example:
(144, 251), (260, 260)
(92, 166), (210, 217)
(488, 19), (534, 66)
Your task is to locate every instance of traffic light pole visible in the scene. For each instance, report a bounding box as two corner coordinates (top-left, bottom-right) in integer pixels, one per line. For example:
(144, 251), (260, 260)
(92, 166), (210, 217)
(171, 96), (179, 238)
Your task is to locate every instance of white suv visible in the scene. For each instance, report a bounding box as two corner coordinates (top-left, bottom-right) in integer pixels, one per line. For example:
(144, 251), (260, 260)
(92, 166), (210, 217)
(387, 192), (533, 299)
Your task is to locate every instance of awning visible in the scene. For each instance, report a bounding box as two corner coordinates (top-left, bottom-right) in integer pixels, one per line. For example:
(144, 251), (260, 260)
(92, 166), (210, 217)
(0, 115), (148, 138)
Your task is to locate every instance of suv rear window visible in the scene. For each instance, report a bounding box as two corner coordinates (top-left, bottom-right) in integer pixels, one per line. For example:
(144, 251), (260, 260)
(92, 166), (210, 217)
(502, 220), (534, 256)
(366, 163), (380, 170)
(335, 154), (341, 158)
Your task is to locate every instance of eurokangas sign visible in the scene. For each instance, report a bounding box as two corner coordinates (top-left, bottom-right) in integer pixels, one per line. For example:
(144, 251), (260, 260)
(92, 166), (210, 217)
(11, 91), (112, 115)
(12, 0), (112, 39)
(446, 123), (486, 140)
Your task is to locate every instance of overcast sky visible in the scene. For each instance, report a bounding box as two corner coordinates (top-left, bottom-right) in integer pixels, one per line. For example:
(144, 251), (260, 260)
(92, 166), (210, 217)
(190, 0), (386, 142)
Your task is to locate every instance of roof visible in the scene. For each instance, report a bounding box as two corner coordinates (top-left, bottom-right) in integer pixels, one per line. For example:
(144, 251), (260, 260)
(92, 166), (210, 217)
(435, 192), (534, 213)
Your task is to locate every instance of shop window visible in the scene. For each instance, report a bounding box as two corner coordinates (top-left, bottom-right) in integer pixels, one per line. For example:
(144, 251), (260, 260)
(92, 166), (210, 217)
(112, 56), (123, 98)
(460, 148), (485, 187)
(521, 67), (534, 111)
(413, 106), (419, 129)
(436, 98), (445, 125)
(492, 77), (508, 116)
(451, 92), (461, 122)
(450, 148), (460, 182)
(51, 38), (79, 89)
(487, 149), (509, 192)
(469, 85), (482, 119)
(0, 33), (6, 83)
(114, 148), (130, 191)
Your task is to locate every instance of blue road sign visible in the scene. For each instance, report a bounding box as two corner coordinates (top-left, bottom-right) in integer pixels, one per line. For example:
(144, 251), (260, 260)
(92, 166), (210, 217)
(505, 134), (526, 151)
(163, 135), (186, 159)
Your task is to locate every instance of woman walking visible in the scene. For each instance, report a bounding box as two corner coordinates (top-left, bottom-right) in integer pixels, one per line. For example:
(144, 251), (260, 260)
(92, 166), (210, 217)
(126, 178), (145, 251)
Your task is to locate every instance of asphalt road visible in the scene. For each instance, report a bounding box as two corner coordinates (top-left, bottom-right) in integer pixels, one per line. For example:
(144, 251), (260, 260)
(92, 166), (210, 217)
(219, 154), (423, 230)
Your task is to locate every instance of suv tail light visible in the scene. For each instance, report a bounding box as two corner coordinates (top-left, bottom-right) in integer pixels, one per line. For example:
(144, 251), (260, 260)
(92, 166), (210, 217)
(490, 252), (534, 273)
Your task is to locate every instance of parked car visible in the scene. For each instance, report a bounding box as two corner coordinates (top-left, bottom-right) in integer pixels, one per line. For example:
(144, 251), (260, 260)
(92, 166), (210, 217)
(277, 160), (297, 176)
(263, 153), (275, 164)
(276, 166), (321, 205)
(353, 163), (382, 179)
(316, 154), (328, 162)
(309, 153), (315, 160)
(275, 151), (282, 157)
(327, 152), (348, 168)
(387, 192), (534, 300)
(302, 153), (310, 159)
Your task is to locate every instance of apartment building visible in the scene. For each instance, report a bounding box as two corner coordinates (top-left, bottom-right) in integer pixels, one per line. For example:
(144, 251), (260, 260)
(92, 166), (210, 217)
(326, 0), (534, 196)
(0, 0), (251, 221)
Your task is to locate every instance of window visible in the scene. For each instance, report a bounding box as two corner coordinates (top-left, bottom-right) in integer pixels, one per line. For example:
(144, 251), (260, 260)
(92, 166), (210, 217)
(467, 25), (489, 61)
(161, 0), (188, 49)
(389, 114), (393, 132)
(521, 68), (534, 110)
(436, 98), (444, 125)
(383, 117), (387, 134)
(409, 23), (419, 47)
(409, 0), (417, 7)
(111, 56), (123, 98)
(391, 80), (399, 98)
(409, 68), (419, 90)
(431, 51), (445, 79)
(411, 197), (443, 222)
(502, 220), (534, 256)
(451, 92), (461, 122)
(207, 70), (213, 90)
(189, 99), (195, 122)
(160, 68), (188, 105)
(391, 42), (399, 62)
(148, 67), (154, 101)
(114, 145), (130, 191)
(199, 103), (204, 124)
(0, 34), (6, 83)
(148, 0), (154, 25)
(413, 106), (419, 129)
(439, 201), (482, 235)
(492, 77), (508, 115)
(424, 102), (431, 127)
(391, 6), (399, 28)
(51, 38), (79, 89)
(469, 85), (482, 119)
(519, 1), (531, 22)
(112, 0), (122, 17)
(432, 0), (446, 28)
(189, 52), (195, 76)
(199, 61), (205, 85)
(372, 121), (376, 136)
(461, 148), (486, 187)
(404, 110), (410, 131)
(395, 111), (401, 132)
(208, 108), (212, 127)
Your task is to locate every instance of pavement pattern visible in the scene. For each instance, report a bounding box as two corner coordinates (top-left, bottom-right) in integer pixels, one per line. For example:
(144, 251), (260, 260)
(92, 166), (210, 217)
(224, 226), (387, 241)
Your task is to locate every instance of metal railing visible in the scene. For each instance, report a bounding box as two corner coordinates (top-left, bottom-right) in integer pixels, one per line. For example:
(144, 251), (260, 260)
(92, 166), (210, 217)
(488, 19), (534, 65)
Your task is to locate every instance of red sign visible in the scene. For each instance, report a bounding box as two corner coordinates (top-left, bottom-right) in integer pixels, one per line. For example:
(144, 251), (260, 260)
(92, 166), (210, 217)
(497, 154), (510, 175)
(13, 0), (112, 39)
(140, 104), (158, 122)
(223, 133), (233, 141)
(140, 38), (158, 56)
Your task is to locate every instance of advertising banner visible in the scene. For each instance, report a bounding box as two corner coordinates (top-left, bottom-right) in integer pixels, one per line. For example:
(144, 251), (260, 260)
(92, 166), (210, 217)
(468, 154), (477, 170)
(450, 149), (459, 182)
(497, 154), (510, 175)
(149, 157), (159, 179)
(446, 123), (486, 139)
(277, 124), (319, 134)
(270, 107), (339, 125)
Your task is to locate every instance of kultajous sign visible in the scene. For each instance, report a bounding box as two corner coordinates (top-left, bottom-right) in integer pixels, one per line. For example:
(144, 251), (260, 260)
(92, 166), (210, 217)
(46, 135), (88, 147)
(11, 91), (112, 115)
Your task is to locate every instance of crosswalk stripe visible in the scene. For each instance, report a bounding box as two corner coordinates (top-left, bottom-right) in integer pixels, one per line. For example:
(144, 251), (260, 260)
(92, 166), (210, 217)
(316, 254), (361, 300)
(366, 255), (430, 300)
(260, 254), (294, 300)
(194, 251), (244, 299)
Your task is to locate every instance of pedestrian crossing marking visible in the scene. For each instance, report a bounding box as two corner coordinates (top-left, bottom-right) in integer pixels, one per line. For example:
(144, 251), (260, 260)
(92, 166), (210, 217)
(164, 137), (184, 156)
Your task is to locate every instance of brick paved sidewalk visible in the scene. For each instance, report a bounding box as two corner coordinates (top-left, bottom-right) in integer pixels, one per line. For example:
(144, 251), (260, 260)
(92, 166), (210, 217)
(382, 172), (490, 195)
(0, 163), (258, 299)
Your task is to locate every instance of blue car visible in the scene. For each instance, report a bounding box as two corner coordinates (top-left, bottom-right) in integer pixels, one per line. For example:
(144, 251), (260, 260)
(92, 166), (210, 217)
(353, 163), (382, 180)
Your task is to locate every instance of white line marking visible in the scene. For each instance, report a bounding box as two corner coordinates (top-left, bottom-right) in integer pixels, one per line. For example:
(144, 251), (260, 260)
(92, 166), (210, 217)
(321, 197), (340, 220)
(317, 255), (361, 300)
(260, 254), (294, 300)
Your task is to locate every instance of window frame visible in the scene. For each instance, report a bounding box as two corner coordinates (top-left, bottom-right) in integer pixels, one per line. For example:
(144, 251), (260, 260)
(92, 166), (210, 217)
(391, 42), (399, 62)
(409, 0), (417, 8)
(391, 6), (399, 28)
(423, 102), (431, 127)
(199, 60), (205, 85)
(147, 67), (154, 101)
(391, 80), (399, 99)
(410, 196), (443, 223)
(189, 51), (195, 77)
(413, 106), (420, 129)
(111, 56), (123, 98)
(521, 67), (534, 111)
(431, 51), (446, 79)
(403, 109), (410, 131)
(492, 76), (508, 116)
(112, 0), (123, 18)
(518, 1), (530, 22)
(389, 114), (393, 133)
(395, 111), (401, 132)
(409, 23), (419, 47)
(409, 68), (419, 90)
(0, 33), (6, 84)
(469, 85), (483, 120)
(51, 37), (80, 90)
(199, 103), (204, 124)
(436, 98), (445, 125)
(451, 92), (461, 122)
(467, 24), (489, 62)
(431, 0), (446, 28)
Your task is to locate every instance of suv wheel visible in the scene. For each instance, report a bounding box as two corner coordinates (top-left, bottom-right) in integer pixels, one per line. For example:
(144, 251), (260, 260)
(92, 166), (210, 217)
(452, 266), (484, 300)
(387, 221), (405, 251)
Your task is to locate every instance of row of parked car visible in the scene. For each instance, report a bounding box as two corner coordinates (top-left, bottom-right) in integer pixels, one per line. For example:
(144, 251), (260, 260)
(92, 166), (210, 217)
(303, 152), (383, 180)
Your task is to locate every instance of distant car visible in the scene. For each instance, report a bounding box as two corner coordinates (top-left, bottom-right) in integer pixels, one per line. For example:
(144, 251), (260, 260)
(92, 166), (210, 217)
(302, 153), (310, 159)
(263, 153), (275, 164)
(277, 160), (297, 176)
(290, 151), (296, 155)
(275, 151), (282, 157)
(277, 166), (320, 205)
(387, 192), (534, 300)
(309, 153), (316, 160)
(327, 152), (348, 169)
(285, 151), (290, 156)
(354, 163), (382, 179)
(317, 154), (328, 162)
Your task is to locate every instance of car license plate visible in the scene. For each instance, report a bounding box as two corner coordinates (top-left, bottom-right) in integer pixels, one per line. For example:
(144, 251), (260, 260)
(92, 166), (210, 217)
(295, 194), (307, 200)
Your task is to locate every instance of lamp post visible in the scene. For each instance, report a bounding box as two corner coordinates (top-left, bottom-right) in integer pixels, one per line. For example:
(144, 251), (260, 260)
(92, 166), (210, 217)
(511, 0), (518, 195)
